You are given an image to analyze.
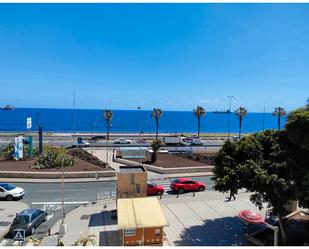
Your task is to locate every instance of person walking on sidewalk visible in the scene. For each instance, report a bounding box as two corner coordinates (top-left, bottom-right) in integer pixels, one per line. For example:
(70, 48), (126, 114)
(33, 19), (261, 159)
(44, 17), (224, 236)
(228, 187), (237, 201)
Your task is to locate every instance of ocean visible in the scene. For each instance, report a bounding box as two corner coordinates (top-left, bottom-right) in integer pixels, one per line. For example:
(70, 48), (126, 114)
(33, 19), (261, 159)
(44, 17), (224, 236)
(0, 108), (286, 133)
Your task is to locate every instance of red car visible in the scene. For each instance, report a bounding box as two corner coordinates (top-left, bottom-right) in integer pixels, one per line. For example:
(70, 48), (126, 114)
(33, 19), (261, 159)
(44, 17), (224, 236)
(170, 178), (206, 194)
(147, 183), (165, 196)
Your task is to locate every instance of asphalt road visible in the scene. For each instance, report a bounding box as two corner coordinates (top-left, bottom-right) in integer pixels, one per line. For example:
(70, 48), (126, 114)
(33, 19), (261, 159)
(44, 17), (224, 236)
(0, 176), (213, 245)
(0, 136), (224, 148)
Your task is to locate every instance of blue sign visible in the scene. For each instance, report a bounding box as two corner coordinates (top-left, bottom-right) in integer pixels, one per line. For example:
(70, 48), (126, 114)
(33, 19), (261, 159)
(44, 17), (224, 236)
(13, 229), (25, 241)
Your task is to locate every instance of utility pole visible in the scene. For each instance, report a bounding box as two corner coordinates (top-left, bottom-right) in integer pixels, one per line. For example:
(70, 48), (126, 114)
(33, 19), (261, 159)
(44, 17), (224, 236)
(138, 107), (142, 164)
(227, 96), (234, 140)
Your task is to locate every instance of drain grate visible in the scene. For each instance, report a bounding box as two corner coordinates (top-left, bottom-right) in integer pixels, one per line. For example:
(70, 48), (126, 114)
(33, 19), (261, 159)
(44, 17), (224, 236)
(7, 215), (14, 217)
(0, 208), (5, 211)
(80, 215), (90, 220)
(0, 221), (11, 226)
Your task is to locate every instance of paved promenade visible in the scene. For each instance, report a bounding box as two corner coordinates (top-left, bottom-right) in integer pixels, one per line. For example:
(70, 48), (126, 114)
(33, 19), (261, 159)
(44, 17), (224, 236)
(44, 189), (267, 246)
(0, 202), (29, 246)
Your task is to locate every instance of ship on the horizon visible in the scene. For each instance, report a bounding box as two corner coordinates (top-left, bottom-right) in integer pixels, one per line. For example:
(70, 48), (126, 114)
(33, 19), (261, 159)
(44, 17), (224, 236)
(1, 105), (16, 110)
(213, 109), (231, 114)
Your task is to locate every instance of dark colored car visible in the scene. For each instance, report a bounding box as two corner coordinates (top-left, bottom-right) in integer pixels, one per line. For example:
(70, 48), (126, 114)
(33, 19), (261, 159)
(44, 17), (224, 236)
(9, 209), (47, 236)
(147, 183), (165, 196)
(91, 135), (106, 140)
(170, 178), (206, 194)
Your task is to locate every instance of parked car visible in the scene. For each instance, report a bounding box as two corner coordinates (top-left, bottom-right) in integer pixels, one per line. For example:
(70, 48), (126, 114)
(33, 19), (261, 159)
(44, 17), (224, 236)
(9, 209), (47, 236)
(114, 138), (132, 144)
(0, 183), (25, 201)
(73, 137), (90, 147)
(191, 139), (203, 145)
(232, 135), (240, 141)
(170, 178), (206, 194)
(147, 183), (165, 196)
(91, 135), (106, 140)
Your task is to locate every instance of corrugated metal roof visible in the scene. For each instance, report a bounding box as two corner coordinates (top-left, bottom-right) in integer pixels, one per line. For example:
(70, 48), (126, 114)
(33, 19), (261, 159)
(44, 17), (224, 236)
(117, 197), (168, 229)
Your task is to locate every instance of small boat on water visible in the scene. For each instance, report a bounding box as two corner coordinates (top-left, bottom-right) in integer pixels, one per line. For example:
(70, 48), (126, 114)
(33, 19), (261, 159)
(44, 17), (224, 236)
(1, 105), (16, 110)
(213, 109), (230, 114)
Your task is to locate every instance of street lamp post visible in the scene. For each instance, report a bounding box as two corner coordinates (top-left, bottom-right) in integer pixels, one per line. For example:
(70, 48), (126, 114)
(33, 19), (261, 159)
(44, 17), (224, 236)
(72, 91), (76, 146)
(91, 123), (96, 154)
(137, 107), (142, 164)
(227, 96), (234, 140)
(59, 158), (67, 237)
(262, 106), (265, 131)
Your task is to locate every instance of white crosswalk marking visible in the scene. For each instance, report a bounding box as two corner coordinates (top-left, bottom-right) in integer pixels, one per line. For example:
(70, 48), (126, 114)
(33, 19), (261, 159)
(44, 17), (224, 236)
(151, 180), (171, 195)
(46, 214), (54, 221)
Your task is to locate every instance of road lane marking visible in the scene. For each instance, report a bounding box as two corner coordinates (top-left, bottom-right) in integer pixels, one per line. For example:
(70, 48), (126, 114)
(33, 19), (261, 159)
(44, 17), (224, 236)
(31, 201), (89, 205)
(0, 240), (8, 246)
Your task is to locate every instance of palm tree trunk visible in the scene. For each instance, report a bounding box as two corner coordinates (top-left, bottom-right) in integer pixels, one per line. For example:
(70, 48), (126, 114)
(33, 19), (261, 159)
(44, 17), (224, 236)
(239, 116), (242, 139)
(155, 117), (159, 140)
(278, 116), (281, 130)
(197, 115), (200, 139)
(107, 120), (110, 140)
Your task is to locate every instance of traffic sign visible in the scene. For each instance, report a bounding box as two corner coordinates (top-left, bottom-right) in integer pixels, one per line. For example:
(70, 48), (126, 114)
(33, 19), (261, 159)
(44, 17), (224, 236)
(13, 229), (25, 241)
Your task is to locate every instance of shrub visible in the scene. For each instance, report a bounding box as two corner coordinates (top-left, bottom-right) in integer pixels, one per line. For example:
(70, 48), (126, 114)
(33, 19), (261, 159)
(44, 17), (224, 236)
(68, 148), (106, 167)
(0, 144), (14, 160)
(32, 148), (75, 169)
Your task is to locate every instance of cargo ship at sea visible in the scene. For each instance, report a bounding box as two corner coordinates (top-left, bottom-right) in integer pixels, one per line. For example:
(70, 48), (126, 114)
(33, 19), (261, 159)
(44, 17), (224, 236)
(1, 105), (16, 110)
(212, 109), (230, 114)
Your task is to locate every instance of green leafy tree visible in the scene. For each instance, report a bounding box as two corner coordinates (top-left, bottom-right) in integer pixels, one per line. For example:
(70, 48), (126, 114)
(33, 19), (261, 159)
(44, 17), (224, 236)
(285, 104), (309, 152)
(213, 130), (303, 244)
(235, 107), (248, 139)
(272, 107), (286, 130)
(151, 108), (163, 140)
(284, 101), (309, 209)
(193, 106), (206, 138)
(150, 139), (163, 163)
(103, 109), (113, 140)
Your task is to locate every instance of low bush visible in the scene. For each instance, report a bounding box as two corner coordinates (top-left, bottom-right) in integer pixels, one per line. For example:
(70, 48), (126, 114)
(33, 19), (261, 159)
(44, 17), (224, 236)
(68, 148), (107, 167)
(32, 148), (75, 169)
(0, 144), (14, 160)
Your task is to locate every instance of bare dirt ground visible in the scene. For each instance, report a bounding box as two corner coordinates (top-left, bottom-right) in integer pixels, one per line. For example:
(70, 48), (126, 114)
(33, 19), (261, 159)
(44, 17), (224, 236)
(0, 157), (111, 172)
(129, 153), (212, 168)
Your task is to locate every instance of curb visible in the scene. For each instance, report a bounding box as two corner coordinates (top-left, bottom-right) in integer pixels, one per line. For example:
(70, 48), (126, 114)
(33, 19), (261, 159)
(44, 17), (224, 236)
(0, 177), (117, 183)
(0, 172), (213, 183)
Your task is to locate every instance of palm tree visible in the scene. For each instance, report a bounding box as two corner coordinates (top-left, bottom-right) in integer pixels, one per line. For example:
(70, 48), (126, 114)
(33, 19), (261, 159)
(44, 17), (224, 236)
(151, 108), (163, 140)
(103, 109), (113, 140)
(235, 107), (248, 139)
(150, 139), (163, 163)
(193, 106), (206, 138)
(272, 107), (286, 130)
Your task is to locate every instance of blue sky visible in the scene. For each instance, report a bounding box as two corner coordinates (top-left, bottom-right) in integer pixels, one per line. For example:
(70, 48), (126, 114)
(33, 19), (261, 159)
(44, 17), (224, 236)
(0, 3), (308, 112)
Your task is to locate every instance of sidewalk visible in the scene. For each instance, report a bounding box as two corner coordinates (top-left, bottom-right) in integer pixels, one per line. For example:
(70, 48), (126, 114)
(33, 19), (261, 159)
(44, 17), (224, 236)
(44, 200), (118, 246)
(0, 201), (29, 241)
(44, 190), (267, 246)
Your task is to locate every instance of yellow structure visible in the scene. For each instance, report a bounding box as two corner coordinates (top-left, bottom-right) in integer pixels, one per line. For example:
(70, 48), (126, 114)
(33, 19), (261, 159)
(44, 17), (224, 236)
(117, 197), (168, 246)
